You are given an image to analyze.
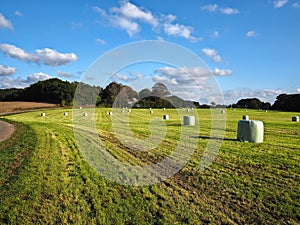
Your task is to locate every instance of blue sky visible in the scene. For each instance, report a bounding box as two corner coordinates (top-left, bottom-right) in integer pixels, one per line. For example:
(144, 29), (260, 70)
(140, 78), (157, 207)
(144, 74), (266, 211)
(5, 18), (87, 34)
(0, 0), (299, 104)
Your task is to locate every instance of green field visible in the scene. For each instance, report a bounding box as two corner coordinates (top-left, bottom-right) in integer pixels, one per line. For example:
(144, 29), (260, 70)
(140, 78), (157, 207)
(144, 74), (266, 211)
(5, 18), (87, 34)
(0, 108), (299, 224)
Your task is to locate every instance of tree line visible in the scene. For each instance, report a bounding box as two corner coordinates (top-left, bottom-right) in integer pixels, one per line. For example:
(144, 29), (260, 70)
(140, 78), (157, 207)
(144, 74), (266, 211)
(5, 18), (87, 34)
(0, 78), (299, 111)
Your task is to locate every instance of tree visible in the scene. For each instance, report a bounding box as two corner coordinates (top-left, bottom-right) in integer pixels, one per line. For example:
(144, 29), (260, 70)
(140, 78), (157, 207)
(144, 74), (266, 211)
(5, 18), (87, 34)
(152, 83), (170, 98)
(271, 94), (300, 112)
(138, 88), (152, 100)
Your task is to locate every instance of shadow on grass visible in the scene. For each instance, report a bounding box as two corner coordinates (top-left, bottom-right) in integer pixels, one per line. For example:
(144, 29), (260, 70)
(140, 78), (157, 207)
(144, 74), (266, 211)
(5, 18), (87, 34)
(191, 135), (238, 141)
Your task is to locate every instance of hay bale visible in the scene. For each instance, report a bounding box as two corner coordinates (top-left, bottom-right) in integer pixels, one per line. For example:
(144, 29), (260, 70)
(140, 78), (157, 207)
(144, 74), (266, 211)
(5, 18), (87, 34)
(79, 107), (82, 109)
(108, 112), (113, 116)
(183, 116), (195, 126)
(83, 112), (88, 117)
(121, 110), (124, 113)
(163, 108), (166, 110)
(163, 115), (169, 120)
(64, 112), (68, 116)
(41, 113), (46, 117)
(150, 110), (154, 114)
(242, 115), (249, 120)
(292, 116), (299, 122)
(186, 109), (190, 112)
(237, 120), (264, 143)
(221, 110), (225, 114)
(128, 109), (131, 113)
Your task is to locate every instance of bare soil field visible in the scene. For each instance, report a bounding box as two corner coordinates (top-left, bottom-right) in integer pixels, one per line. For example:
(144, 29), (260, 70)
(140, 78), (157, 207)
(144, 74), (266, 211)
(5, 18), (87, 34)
(0, 102), (56, 114)
(0, 121), (15, 142)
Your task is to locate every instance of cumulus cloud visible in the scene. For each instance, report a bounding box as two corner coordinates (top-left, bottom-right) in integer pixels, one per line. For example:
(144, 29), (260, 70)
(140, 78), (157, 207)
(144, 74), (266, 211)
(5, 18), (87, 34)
(163, 23), (197, 42)
(273, 0), (289, 8)
(110, 1), (158, 27)
(0, 13), (13, 30)
(246, 30), (257, 37)
(153, 66), (218, 101)
(93, 1), (199, 42)
(213, 68), (232, 76)
(35, 48), (78, 66)
(224, 88), (284, 104)
(0, 44), (78, 66)
(0, 43), (38, 62)
(0, 72), (51, 89)
(202, 48), (222, 63)
(0, 65), (16, 76)
(201, 4), (239, 15)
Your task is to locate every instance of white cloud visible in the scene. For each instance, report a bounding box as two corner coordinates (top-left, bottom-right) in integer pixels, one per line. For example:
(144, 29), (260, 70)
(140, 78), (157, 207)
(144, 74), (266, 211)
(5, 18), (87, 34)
(15, 11), (22, 16)
(0, 44), (78, 66)
(153, 66), (216, 100)
(224, 88), (284, 104)
(213, 68), (232, 76)
(35, 48), (78, 66)
(27, 72), (51, 83)
(0, 65), (16, 76)
(273, 0), (289, 8)
(96, 38), (106, 45)
(110, 16), (140, 37)
(110, 1), (158, 27)
(201, 4), (218, 12)
(0, 72), (51, 89)
(0, 13), (13, 30)
(220, 7), (239, 15)
(296, 88), (300, 92)
(163, 23), (197, 42)
(246, 30), (257, 37)
(0, 44), (39, 62)
(292, 2), (300, 8)
(56, 70), (74, 78)
(112, 71), (144, 83)
(93, 1), (199, 42)
(201, 4), (239, 15)
(212, 31), (219, 39)
(202, 48), (222, 63)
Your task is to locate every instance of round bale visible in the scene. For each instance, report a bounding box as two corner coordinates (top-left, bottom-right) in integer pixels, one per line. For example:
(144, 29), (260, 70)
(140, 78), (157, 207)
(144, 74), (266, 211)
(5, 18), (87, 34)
(183, 116), (195, 126)
(292, 116), (299, 122)
(64, 112), (68, 116)
(41, 113), (46, 117)
(242, 115), (249, 120)
(83, 112), (88, 117)
(163, 115), (169, 120)
(237, 120), (264, 143)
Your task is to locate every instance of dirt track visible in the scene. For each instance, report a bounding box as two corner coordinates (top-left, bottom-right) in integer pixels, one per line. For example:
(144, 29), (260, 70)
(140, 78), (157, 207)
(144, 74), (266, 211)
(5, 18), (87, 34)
(0, 121), (15, 142)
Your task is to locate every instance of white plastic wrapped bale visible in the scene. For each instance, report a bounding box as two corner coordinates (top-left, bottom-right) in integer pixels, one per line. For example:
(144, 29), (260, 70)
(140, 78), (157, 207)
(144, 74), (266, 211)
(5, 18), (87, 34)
(83, 112), (88, 117)
(64, 112), (68, 116)
(242, 115), (249, 120)
(41, 113), (46, 117)
(150, 110), (154, 114)
(183, 116), (195, 126)
(292, 116), (299, 122)
(237, 120), (264, 143)
(108, 112), (113, 116)
(221, 110), (225, 114)
(128, 109), (131, 113)
(163, 115), (169, 120)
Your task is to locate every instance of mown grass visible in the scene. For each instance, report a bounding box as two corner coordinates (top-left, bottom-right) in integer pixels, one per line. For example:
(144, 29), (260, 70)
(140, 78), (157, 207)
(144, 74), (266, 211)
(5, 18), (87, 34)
(0, 108), (299, 224)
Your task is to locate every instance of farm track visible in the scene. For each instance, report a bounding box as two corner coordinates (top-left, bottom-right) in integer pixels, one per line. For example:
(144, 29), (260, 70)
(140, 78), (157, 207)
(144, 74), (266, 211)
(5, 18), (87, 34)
(0, 108), (299, 224)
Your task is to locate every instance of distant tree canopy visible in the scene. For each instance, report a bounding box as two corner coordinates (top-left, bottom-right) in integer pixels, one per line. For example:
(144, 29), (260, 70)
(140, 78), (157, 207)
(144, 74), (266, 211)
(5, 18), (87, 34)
(0, 78), (299, 111)
(271, 94), (300, 112)
(232, 98), (271, 110)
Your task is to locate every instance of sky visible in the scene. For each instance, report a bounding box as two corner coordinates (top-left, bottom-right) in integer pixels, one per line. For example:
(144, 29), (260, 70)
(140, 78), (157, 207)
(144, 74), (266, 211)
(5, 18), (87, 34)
(0, 0), (300, 104)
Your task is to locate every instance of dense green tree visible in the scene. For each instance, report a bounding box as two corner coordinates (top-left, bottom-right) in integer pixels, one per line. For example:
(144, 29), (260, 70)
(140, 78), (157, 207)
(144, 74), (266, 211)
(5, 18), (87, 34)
(271, 94), (300, 112)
